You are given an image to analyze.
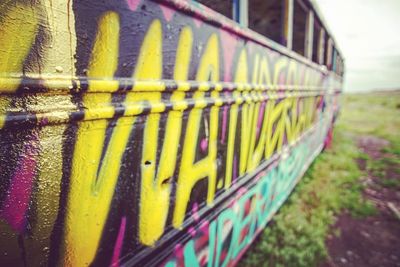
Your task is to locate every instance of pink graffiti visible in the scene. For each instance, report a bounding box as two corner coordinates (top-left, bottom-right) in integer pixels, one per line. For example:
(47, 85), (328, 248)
(192, 202), (200, 221)
(174, 243), (184, 260)
(126, 0), (141, 11)
(221, 102), (229, 144)
(324, 127), (333, 149)
(220, 30), (237, 81)
(199, 220), (209, 234)
(111, 216), (127, 267)
(200, 138), (208, 152)
(0, 136), (39, 232)
(188, 226), (196, 237)
(160, 4), (175, 22)
(237, 187), (247, 198)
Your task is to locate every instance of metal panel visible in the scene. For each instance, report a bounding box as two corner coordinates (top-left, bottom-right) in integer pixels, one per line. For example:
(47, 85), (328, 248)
(0, 0), (343, 266)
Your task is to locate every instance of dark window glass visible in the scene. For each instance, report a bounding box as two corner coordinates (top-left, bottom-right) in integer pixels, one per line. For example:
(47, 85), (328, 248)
(292, 0), (308, 56)
(312, 18), (322, 62)
(248, 0), (283, 43)
(196, 0), (233, 19)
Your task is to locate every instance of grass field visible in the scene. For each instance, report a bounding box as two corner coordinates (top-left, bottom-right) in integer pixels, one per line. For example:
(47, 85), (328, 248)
(240, 91), (400, 267)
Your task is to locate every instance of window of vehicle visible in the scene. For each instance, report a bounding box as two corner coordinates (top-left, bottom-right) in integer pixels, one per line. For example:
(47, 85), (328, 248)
(292, 0), (308, 56)
(196, 0), (234, 19)
(312, 18), (322, 63)
(248, 0), (283, 44)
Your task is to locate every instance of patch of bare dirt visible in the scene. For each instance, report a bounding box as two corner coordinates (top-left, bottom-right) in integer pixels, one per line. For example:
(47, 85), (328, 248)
(358, 135), (390, 160)
(321, 135), (400, 267)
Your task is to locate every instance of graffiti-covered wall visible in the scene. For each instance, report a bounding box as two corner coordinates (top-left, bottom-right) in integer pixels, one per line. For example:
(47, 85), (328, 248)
(0, 0), (342, 266)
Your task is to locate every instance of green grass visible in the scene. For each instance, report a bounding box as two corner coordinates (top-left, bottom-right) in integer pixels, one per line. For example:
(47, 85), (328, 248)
(338, 92), (400, 141)
(241, 128), (375, 267)
(241, 91), (400, 267)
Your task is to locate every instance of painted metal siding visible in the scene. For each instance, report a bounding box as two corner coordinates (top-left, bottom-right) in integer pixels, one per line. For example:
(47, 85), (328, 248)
(0, 0), (342, 266)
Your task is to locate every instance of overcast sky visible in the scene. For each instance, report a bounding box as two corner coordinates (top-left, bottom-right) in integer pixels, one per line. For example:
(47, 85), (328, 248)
(314, 0), (400, 92)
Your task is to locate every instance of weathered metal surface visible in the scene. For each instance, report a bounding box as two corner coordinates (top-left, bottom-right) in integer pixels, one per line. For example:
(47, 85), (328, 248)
(0, 0), (342, 266)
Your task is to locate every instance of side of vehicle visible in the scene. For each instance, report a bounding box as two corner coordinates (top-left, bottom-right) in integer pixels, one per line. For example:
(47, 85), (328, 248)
(0, 0), (343, 266)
